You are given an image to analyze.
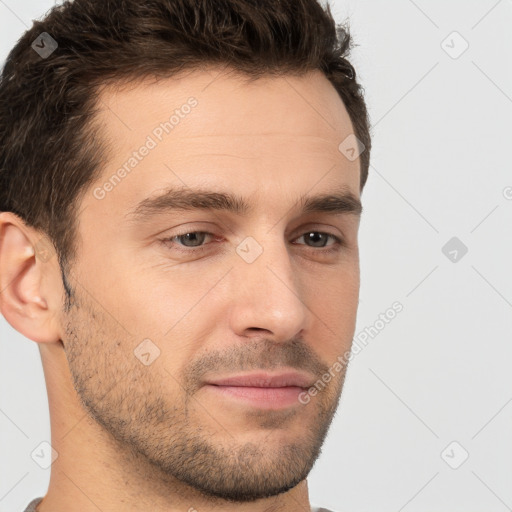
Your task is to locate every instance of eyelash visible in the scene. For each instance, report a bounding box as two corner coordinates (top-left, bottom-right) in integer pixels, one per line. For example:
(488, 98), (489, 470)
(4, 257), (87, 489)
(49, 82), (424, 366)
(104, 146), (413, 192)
(159, 230), (344, 255)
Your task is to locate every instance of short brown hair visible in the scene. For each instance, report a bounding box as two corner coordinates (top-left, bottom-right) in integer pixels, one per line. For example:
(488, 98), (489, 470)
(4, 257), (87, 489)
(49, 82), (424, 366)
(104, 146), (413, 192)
(0, 0), (372, 285)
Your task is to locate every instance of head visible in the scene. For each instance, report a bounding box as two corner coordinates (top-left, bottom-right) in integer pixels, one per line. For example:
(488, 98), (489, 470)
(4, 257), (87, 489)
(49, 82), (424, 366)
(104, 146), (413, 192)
(0, 0), (371, 504)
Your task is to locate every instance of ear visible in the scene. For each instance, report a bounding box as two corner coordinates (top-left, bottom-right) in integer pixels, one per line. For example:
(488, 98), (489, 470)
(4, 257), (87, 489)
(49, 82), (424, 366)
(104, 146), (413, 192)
(0, 212), (64, 344)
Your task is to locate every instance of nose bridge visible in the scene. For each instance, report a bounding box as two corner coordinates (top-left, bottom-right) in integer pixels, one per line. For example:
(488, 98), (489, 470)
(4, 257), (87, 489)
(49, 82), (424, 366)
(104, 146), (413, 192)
(228, 229), (308, 337)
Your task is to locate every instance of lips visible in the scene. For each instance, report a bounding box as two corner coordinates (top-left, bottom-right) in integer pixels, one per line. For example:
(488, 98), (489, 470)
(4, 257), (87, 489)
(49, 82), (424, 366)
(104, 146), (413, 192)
(204, 370), (315, 389)
(203, 370), (317, 410)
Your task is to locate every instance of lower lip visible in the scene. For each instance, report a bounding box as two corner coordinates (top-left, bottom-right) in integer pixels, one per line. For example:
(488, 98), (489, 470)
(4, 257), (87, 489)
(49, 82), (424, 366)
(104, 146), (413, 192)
(204, 384), (306, 409)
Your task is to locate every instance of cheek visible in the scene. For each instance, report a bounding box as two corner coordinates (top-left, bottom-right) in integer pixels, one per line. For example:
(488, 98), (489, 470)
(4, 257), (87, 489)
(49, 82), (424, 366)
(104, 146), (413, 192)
(312, 268), (360, 351)
(118, 279), (221, 375)
(314, 261), (360, 303)
(105, 268), (203, 340)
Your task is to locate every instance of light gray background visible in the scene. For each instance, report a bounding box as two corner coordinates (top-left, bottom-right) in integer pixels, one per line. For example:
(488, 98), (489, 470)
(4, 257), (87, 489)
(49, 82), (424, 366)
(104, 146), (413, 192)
(1, 1), (511, 511)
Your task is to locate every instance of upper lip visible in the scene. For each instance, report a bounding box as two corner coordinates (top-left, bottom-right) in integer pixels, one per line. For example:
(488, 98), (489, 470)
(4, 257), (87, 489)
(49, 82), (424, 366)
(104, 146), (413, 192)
(205, 370), (316, 389)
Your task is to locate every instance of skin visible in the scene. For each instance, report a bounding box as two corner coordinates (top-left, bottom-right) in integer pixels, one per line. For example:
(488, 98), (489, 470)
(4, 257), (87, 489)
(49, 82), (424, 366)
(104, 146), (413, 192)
(0, 66), (362, 512)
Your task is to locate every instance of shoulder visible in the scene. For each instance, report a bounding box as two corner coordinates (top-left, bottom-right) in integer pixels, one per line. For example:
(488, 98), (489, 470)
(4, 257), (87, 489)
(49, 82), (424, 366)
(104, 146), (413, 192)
(22, 497), (43, 512)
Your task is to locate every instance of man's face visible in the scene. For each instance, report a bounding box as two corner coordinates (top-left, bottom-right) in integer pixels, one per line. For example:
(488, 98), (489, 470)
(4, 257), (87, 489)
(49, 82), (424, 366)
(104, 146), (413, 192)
(62, 67), (362, 502)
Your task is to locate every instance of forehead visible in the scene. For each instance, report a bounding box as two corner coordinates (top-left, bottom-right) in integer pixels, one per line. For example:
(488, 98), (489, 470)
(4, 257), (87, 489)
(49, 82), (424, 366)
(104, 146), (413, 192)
(83, 67), (360, 220)
(95, 67), (354, 141)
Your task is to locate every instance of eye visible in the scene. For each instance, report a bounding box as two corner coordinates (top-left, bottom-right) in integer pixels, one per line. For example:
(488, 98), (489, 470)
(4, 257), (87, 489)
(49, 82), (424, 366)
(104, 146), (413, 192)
(159, 231), (217, 253)
(159, 230), (344, 254)
(294, 232), (342, 251)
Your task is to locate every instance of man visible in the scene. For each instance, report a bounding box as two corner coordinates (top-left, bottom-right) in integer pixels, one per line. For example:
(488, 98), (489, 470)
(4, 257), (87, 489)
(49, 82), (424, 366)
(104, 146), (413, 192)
(0, 0), (371, 511)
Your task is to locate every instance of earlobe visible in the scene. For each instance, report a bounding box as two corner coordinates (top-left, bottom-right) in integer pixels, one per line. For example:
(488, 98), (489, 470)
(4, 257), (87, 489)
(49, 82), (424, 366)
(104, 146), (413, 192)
(0, 212), (61, 344)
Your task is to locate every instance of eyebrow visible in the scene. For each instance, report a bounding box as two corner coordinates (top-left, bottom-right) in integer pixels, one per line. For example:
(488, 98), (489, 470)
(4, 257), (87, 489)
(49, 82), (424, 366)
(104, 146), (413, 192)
(125, 186), (362, 222)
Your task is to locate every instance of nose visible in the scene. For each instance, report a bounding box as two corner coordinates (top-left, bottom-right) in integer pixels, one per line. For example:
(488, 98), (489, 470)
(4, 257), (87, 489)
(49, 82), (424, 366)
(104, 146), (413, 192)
(227, 234), (309, 341)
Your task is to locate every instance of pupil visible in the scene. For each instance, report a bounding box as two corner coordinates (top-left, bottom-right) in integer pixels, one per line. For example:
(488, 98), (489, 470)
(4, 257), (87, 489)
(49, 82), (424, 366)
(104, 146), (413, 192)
(183, 233), (204, 246)
(308, 232), (325, 247)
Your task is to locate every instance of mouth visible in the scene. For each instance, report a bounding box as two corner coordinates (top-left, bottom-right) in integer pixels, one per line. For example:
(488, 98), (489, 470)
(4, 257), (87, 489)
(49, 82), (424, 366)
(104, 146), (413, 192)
(203, 370), (315, 410)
